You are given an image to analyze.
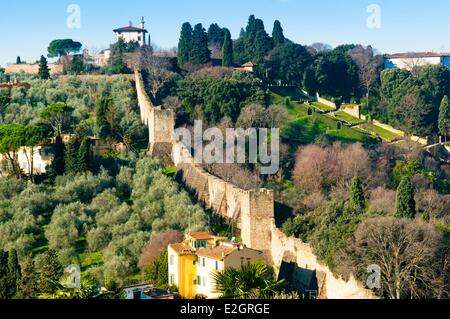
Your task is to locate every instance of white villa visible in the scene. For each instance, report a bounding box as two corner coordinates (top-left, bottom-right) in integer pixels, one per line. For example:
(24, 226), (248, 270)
(384, 52), (450, 70)
(113, 17), (149, 47)
(0, 145), (54, 176)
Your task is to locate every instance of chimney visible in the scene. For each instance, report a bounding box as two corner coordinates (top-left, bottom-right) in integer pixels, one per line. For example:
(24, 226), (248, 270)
(141, 17), (145, 29)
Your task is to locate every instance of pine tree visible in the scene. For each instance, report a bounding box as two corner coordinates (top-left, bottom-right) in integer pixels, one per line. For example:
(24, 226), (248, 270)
(222, 28), (233, 67)
(17, 256), (39, 299)
(349, 175), (365, 213)
(38, 55), (50, 80)
(395, 176), (416, 219)
(438, 95), (450, 139)
(39, 249), (63, 294)
(177, 22), (193, 67)
(272, 20), (285, 46)
(190, 23), (211, 65)
(6, 249), (21, 298)
(16, 56), (22, 64)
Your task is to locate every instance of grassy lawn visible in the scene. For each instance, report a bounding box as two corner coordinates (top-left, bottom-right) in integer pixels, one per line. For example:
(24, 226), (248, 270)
(79, 251), (104, 271)
(332, 111), (365, 125)
(271, 90), (377, 146)
(361, 123), (401, 141)
(312, 102), (336, 112)
(269, 86), (310, 101)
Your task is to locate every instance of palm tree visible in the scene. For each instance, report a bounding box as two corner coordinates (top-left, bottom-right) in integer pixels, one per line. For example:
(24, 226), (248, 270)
(212, 262), (286, 299)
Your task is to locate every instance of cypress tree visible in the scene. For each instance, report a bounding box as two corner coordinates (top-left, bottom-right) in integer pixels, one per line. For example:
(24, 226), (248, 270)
(272, 20), (285, 46)
(349, 175), (365, 213)
(190, 23), (211, 65)
(6, 249), (21, 298)
(77, 137), (90, 172)
(438, 95), (450, 139)
(177, 22), (193, 67)
(17, 256), (39, 299)
(395, 176), (416, 219)
(207, 23), (224, 46)
(96, 96), (113, 138)
(65, 137), (80, 174)
(39, 249), (63, 294)
(222, 28), (233, 67)
(52, 135), (66, 176)
(38, 55), (50, 80)
(16, 56), (22, 64)
(0, 250), (8, 299)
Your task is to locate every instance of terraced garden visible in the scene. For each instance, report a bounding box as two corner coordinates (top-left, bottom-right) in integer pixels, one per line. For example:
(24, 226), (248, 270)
(271, 90), (377, 145)
(359, 123), (402, 142)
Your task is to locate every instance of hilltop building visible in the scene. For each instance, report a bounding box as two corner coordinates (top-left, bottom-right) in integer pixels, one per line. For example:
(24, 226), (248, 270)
(168, 232), (264, 299)
(113, 17), (149, 47)
(384, 52), (450, 70)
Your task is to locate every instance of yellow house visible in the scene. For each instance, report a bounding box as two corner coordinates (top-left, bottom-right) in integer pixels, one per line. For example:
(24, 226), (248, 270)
(168, 232), (264, 299)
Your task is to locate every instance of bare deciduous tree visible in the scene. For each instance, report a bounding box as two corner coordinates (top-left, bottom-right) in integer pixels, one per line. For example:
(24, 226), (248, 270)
(138, 230), (184, 270)
(139, 48), (178, 100)
(348, 45), (381, 101)
(337, 217), (449, 299)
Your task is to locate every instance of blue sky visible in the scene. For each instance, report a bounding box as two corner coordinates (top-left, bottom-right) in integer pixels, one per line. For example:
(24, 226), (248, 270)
(1, 0), (450, 66)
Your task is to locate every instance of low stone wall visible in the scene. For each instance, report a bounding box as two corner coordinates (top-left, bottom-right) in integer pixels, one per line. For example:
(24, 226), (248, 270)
(341, 105), (366, 121)
(371, 120), (405, 137)
(271, 226), (375, 299)
(371, 120), (428, 145)
(316, 93), (337, 109)
(5, 63), (63, 75)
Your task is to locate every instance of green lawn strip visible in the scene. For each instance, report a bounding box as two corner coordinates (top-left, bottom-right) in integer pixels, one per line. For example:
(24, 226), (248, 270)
(32, 232), (49, 255)
(361, 123), (400, 141)
(312, 102), (336, 112)
(164, 167), (177, 176)
(269, 87), (309, 101)
(332, 111), (365, 125)
(79, 251), (104, 271)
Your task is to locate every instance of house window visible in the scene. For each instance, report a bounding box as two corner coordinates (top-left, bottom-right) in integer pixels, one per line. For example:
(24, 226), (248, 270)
(169, 255), (174, 266)
(203, 277), (206, 287)
(202, 258), (206, 267)
(197, 276), (201, 286)
(215, 261), (219, 270)
(169, 275), (175, 285)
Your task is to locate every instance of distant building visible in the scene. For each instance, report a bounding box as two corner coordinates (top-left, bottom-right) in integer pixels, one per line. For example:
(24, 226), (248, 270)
(0, 145), (54, 176)
(123, 283), (176, 300)
(113, 17), (149, 47)
(235, 62), (256, 73)
(82, 49), (112, 67)
(384, 52), (450, 70)
(168, 232), (264, 299)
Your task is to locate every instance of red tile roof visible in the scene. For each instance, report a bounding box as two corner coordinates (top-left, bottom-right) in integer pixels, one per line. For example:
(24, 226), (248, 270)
(188, 232), (213, 240)
(169, 243), (196, 256)
(196, 245), (236, 260)
(113, 26), (148, 33)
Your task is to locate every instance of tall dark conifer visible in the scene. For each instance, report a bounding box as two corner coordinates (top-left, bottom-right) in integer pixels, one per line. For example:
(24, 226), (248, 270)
(222, 28), (233, 67)
(272, 20), (285, 46)
(190, 23), (211, 65)
(177, 22), (193, 67)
